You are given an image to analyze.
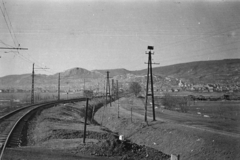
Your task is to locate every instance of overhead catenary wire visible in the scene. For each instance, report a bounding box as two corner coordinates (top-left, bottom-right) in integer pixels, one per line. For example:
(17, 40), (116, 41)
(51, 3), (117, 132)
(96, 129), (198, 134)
(7, 50), (57, 75)
(0, 1), (54, 74)
(0, 40), (14, 48)
(1, 0), (239, 77)
(159, 47), (239, 66)
(129, 35), (239, 71)
(0, 4), (18, 48)
(157, 24), (240, 54)
(158, 39), (240, 64)
(2, 0), (19, 46)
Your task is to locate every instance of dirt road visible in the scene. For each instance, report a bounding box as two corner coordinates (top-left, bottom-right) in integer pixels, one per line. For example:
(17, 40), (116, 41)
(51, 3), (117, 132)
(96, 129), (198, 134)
(118, 102), (240, 139)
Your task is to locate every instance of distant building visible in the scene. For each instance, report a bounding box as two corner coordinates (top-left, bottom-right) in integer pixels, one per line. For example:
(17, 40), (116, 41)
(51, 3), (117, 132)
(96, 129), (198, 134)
(178, 80), (184, 87)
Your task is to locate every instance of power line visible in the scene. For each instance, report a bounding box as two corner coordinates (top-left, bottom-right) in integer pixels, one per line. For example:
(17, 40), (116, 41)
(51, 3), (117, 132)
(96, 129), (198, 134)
(0, 1), (56, 76)
(159, 40), (240, 64)
(0, 40), (14, 48)
(0, 5), (18, 48)
(0, 2), (41, 70)
(9, 50), (53, 73)
(159, 23), (240, 53)
(9, 52), (55, 75)
(1, 0), (19, 46)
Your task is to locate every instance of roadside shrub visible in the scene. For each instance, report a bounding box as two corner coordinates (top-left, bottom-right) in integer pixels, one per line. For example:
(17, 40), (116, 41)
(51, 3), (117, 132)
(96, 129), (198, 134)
(161, 94), (175, 110)
(22, 93), (31, 103)
(161, 94), (189, 113)
(78, 97), (112, 124)
(129, 82), (142, 97)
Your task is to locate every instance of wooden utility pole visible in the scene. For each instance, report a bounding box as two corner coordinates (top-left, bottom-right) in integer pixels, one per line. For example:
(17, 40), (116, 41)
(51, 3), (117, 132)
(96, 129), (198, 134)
(105, 71), (111, 107)
(31, 63), (35, 104)
(83, 79), (85, 91)
(117, 80), (120, 118)
(31, 63), (49, 104)
(101, 71), (111, 126)
(112, 79), (114, 100)
(103, 79), (105, 95)
(83, 98), (89, 144)
(58, 73), (60, 101)
(97, 82), (99, 95)
(145, 46), (159, 122)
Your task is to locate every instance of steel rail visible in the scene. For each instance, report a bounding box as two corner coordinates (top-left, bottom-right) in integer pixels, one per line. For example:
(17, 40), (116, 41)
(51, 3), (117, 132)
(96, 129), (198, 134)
(0, 103), (41, 122)
(0, 98), (86, 160)
(0, 97), (87, 121)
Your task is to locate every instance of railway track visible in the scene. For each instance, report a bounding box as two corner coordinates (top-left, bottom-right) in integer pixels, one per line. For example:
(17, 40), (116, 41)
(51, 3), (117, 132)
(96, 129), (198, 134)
(0, 98), (85, 160)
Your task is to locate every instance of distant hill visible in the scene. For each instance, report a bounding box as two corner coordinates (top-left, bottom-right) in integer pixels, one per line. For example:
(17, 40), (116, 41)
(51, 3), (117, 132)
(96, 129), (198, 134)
(0, 59), (239, 90)
(0, 74), (32, 89)
(57, 67), (103, 78)
(133, 59), (240, 85)
(0, 67), (104, 90)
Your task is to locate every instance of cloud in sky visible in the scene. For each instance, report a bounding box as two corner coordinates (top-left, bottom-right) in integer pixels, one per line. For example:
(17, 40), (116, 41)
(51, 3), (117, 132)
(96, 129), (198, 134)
(0, 0), (240, 77)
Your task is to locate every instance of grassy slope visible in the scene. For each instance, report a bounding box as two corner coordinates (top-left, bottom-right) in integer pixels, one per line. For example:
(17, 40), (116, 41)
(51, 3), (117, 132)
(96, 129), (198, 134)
(94, 97), (240, 160)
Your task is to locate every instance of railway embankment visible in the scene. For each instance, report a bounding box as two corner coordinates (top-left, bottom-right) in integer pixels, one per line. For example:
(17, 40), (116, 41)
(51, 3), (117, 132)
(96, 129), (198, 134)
(4, 97), (169, 160)
(4, 96), (240, 160)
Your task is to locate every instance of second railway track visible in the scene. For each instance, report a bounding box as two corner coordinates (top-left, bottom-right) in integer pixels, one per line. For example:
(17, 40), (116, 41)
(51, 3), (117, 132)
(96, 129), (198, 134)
(0, 98), (86, 160)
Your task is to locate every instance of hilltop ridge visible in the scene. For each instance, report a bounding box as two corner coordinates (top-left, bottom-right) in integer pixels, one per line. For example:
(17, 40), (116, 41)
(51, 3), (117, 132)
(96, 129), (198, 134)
(0, 59), (239, 91)
(133, 59), (240, 85)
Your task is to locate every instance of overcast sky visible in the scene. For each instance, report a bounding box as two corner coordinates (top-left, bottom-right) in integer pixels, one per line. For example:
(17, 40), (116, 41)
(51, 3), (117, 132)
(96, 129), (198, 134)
(0, 0), (240, 77)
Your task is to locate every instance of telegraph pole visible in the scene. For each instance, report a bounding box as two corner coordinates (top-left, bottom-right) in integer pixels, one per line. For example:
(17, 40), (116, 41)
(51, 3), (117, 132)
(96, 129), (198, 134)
(145, 46), (159, 122)
(83, 79), (85, 91)
(31, 63), (49, 104)
(101, 71), (111, 126)
(112, 79), (115, 100)
(31, 63), (35, 104)
(106, 71), (111, 107)
(83, 98), (89, 144)
(58, 73), (60, 101)
(98, 82), (100, 95)
(103, 79), (105, 96)
(116, 80), (120, 118)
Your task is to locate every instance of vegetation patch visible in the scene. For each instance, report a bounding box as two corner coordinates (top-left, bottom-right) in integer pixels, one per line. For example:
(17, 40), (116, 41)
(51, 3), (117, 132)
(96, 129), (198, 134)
(161, 94), (189, 113)
(78, 134), (170, 160)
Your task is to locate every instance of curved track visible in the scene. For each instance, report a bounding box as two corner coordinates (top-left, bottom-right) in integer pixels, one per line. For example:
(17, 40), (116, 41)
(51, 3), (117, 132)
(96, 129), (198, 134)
(0, 98), (85, 160)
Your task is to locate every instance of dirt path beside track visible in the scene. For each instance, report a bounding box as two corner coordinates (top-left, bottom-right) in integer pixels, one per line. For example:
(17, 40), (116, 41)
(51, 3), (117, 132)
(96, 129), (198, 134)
(118, 102), (240, 139)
